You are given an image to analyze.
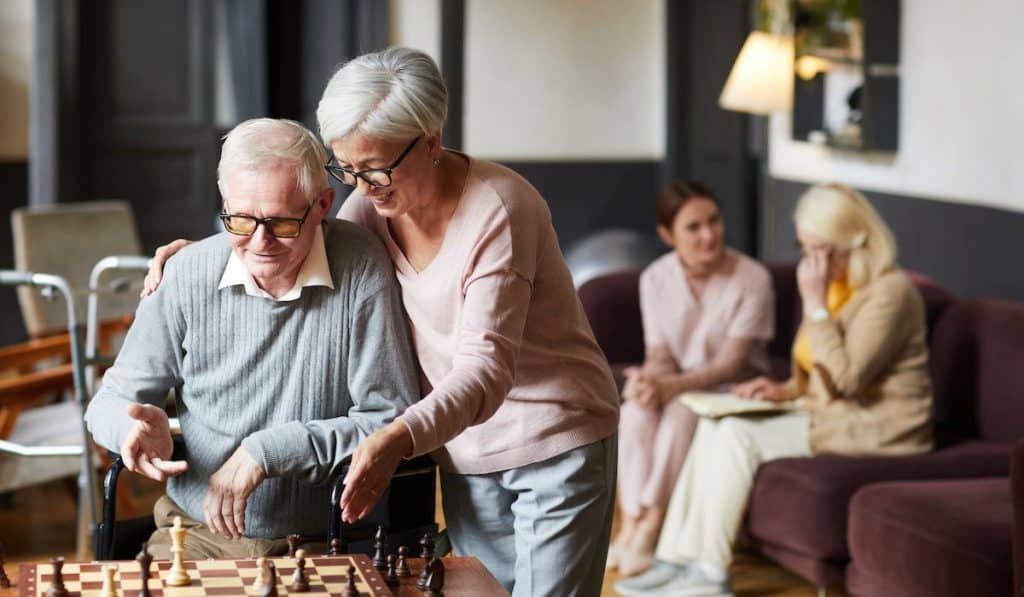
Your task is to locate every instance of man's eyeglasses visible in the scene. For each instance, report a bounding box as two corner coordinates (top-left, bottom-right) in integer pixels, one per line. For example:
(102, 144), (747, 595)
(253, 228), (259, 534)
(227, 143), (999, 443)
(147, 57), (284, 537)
(219, 203), (313, 238)
(325, 135), (422, 189)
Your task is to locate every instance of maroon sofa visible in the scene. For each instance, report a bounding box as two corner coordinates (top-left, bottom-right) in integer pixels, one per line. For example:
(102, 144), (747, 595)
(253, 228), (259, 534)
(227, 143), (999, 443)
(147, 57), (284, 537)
(845, 446), (1020, 596)
(841, 302), (1024, 596)
(577, 265), (1024, 592)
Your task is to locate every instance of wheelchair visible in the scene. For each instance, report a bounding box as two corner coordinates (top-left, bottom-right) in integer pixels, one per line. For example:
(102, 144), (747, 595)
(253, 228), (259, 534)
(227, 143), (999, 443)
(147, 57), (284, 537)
(95, 439), (441, 560)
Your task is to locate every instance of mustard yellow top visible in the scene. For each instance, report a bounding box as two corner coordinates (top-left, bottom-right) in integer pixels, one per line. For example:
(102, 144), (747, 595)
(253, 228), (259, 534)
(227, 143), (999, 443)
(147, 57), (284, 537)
(793, 279), (855, 373)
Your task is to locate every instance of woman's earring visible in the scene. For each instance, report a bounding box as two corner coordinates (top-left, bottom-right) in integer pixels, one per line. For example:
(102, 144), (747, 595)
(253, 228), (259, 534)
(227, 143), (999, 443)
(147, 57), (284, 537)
(433, 158), (440, 166)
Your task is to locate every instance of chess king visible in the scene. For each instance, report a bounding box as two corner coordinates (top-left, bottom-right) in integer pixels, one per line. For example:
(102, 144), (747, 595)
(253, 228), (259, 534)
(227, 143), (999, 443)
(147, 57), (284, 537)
(85, 118), (419, 558)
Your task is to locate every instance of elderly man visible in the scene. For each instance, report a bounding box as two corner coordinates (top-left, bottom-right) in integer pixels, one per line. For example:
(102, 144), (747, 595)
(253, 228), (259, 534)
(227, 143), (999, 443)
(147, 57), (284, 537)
(85, 118), (418, 558)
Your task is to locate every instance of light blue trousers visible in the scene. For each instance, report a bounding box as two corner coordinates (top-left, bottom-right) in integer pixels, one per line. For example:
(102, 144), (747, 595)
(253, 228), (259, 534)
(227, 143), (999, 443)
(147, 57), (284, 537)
(441, 434), (617, 596)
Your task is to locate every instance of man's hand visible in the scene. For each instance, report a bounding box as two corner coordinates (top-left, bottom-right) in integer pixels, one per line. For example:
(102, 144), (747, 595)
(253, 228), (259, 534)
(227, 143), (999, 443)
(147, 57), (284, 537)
(140, 239), (191, 298)
(732, 376), (795, 402)
(121, 403), (188, 481)
(203, 446), (267, 539)
(340, 421), (413, 524)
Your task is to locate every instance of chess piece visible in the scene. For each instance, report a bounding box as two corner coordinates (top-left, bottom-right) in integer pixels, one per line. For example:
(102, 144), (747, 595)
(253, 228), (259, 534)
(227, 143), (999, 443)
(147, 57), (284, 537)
(165, 516), (192, 586)
(0, 540), (11, 589)
(287, 534), (301, 558)
(328, 537), (343, 556)
(385, 554), (399, 587)
(290, 549), (310, 592)
(136, 542), (154, 597)
(100, 564), (118, 597)
(46, 556), (69, 597)
(341, 564), (359, 597)
(423, 557), (445, 597)
(259, 561), (279, 597)
(372, 525), (388, 570)
(396, 545), (411, 577)
(252, 557), (268, 592)
(417, 533), (436, 590)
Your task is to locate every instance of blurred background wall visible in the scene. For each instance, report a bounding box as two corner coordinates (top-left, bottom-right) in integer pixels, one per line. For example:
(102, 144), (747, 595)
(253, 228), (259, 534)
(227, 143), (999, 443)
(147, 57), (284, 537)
(1, 0), (1022, 346)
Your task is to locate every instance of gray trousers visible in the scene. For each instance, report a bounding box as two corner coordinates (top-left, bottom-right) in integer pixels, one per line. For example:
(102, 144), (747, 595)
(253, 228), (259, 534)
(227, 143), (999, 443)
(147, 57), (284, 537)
(441, 434), (617, 596)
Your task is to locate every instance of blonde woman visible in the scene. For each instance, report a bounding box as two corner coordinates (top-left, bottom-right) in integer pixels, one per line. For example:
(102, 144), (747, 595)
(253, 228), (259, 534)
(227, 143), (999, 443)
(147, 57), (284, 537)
(616, 182), (934, 596)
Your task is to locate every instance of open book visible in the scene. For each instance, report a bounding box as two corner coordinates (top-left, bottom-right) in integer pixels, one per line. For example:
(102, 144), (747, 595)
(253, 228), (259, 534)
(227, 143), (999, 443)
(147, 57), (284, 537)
(679, 391), (805, 418)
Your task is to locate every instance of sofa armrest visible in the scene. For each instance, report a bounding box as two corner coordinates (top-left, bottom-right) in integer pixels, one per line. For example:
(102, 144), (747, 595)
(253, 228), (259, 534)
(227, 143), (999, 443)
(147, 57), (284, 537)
(1012, 439), (1024, 597)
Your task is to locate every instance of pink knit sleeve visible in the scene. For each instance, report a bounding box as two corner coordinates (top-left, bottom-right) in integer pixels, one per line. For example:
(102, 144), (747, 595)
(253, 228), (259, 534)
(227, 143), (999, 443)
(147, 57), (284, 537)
(400, 270), (533, 456)
(398, 193), (542, 457)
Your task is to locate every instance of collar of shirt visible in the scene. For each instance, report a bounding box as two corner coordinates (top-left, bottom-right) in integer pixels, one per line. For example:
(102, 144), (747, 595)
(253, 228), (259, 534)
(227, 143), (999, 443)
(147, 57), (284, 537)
(217, 225), (334, 301)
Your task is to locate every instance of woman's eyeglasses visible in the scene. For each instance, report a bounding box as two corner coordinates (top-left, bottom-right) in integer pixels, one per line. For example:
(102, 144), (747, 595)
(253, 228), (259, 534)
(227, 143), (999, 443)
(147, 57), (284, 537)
(325, 135), (422, 189)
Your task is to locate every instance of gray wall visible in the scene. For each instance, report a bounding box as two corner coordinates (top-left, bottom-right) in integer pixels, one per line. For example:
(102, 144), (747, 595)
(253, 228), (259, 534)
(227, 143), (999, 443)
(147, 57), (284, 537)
(500, 160), (662, 251)
(765, 177), (1024, 302)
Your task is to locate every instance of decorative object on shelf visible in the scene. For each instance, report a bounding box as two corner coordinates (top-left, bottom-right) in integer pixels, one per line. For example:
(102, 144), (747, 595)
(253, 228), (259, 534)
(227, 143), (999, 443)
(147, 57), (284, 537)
(791, 0), (900, 152)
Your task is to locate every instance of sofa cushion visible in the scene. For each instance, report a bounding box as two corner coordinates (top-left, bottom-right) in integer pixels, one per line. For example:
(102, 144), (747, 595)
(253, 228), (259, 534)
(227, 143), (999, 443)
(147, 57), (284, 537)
(746, 441), (1013, 561)
(577, 269), (644, 366)
(846, 478), (1013, 597)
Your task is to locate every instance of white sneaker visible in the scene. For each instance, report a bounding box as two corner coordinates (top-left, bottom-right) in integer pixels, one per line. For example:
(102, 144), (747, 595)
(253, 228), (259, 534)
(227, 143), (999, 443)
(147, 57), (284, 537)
(656, 565), (732, 596)
(614, 560), (690, 595)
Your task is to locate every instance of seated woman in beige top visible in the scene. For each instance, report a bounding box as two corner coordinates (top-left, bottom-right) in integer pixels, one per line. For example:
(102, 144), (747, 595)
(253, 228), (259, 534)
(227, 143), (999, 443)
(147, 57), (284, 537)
(610, 180), (774, 575)
(615, 182), (933, 596)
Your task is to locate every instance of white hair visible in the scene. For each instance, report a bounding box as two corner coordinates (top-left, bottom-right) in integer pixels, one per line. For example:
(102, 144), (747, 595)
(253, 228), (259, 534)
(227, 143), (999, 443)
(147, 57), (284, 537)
(317, 47), (448, 145)
(218, 118), (329, 204)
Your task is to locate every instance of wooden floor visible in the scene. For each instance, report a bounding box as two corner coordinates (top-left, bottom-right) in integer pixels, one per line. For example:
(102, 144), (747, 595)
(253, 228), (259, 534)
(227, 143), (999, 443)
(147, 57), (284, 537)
(2, 477), (842, 596)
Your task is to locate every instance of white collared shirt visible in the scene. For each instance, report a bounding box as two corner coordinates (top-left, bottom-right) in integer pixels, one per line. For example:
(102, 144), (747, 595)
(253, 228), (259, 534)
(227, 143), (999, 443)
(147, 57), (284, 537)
(217, 225), (334, 301)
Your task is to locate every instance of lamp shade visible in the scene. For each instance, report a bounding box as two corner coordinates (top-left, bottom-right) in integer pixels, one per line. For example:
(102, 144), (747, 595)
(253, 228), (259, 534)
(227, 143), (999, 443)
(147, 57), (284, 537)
(719, 31), (794, 115)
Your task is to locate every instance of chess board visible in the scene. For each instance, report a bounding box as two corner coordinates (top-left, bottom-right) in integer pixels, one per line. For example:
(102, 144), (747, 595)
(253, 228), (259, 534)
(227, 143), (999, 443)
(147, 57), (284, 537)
(17, 554), (392, 596)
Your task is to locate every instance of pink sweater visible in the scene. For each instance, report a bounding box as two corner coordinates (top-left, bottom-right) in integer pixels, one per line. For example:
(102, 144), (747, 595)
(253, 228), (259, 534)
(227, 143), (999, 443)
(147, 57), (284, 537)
(339, 155), (619, 474)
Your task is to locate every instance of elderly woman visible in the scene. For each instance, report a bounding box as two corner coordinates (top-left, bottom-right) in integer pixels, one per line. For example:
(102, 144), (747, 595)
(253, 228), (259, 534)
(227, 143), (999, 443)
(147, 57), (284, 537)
(144, 47), (618, 595)
(610, 180), (773, 576)
(616, 182), (934, 596)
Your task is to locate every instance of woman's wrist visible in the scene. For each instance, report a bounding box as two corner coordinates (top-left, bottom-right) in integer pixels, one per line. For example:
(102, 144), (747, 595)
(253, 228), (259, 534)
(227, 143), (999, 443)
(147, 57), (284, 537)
(385, 419), (415, 459)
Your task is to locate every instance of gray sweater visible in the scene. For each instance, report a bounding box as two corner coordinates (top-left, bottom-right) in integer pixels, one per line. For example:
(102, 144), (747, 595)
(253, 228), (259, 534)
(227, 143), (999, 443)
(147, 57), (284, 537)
(85, 220), (419, 538)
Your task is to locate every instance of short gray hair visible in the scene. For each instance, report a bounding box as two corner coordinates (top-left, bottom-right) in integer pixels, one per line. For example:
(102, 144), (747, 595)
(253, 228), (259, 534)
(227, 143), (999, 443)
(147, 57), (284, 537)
(218, 118), (329, 204)
(317, 47), (448, 145)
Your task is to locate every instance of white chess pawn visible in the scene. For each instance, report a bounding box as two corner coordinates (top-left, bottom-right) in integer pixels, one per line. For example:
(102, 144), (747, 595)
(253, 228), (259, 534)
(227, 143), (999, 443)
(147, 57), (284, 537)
(100, 564), (118, 597)
(252, 557), (267, 592)
(165, 516), (192, 586)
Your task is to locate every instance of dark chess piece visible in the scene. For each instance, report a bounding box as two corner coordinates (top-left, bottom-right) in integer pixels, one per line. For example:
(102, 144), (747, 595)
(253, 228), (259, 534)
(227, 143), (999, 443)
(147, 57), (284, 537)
(290, 549), (310, 592)
(396, 545), (411, 577)
(136, 541), (154, 597)
(46, 556), (69, 597)
(423, 557), (445, 597)
(341, 564), (359, 597)
(259, 561), (279, 597)
(287, 534), (301, 558)
(328, 537), (343, 556)
(372, 525), (388, 570)
(385, 554), (399, 587)
(417, 533), (436, 589)
(0, 541), (11, 589)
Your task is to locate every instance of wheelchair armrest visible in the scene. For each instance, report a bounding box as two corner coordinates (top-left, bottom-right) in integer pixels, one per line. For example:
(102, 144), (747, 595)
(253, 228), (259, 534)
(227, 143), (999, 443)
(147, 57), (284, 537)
(95, 436), (186, 560)
(328, 454), (437, 553)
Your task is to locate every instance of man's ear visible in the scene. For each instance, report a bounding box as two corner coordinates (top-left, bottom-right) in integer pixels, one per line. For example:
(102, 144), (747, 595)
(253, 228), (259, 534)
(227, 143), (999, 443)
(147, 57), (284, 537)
(656, 225), (675, 247)
(316, 187), (335, 221)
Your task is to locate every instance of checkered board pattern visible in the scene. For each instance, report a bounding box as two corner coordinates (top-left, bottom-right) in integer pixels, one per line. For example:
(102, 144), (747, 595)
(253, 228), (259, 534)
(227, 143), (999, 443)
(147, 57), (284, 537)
(18, 554), (392, 596)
